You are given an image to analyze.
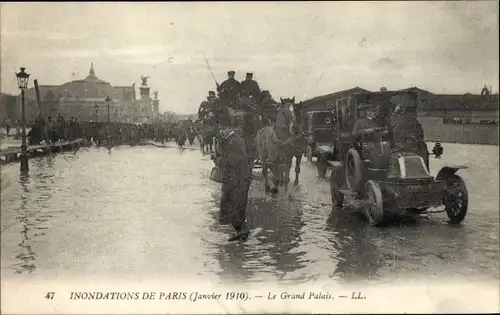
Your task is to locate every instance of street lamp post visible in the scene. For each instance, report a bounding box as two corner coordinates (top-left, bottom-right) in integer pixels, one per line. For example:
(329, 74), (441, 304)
(15, 67), (30, 173)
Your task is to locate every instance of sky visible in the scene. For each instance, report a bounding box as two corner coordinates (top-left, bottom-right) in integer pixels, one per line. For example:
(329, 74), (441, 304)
(1, 1), (498, 114)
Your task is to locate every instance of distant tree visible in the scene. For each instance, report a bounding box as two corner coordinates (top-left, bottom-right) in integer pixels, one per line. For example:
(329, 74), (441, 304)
(43, 90), (58, 117)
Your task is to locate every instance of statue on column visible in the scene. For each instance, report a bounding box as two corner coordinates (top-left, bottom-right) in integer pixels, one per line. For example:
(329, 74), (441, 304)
(141, 76), (150, 86)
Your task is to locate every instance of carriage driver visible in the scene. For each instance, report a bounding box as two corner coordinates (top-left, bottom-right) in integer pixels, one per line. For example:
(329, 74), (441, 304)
(217, 70), (241, 108)
(389, 97), (430, 169)
(240, 73), (261, 100)
(198, 92), (214, 120)
(352, 102), (382, 138)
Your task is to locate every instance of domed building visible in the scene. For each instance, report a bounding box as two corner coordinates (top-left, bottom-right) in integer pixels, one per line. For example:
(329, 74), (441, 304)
(22, 63), (158, 123)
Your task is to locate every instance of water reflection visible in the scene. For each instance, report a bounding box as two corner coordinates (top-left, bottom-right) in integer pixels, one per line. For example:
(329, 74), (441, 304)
(1, 144), (497, 283)
(326, 209), (382, 281)
(207, 192), (255, 282)
(372, 219), (472, 277)
(251, 194), (306, 280)
(14, 173), (36, 274)
(10, 158), (57, 275)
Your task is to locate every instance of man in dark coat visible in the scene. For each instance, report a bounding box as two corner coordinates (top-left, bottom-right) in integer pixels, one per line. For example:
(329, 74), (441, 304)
(199, 91), (218, 119)
(217, 70), (241, 107)
(216, 114), (252, 240)
(389, 101), (429, 169)
(352, 103), (380, 138)
(198, 99), (210, 120)
(207, 90), (217, 103)
(239, 73), (261, 101)
(259, 90), (279, 121)
(352, 103), (384, 167)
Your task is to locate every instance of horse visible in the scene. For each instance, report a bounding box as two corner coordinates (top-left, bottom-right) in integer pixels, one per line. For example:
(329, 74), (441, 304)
(256, 97), (296, 194)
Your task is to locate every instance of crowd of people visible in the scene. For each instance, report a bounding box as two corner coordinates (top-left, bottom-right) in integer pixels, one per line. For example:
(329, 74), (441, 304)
(1, 113), (204, 149)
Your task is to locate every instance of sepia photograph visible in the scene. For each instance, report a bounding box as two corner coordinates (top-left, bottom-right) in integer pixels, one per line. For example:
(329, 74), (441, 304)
(1, 1), (499, 314)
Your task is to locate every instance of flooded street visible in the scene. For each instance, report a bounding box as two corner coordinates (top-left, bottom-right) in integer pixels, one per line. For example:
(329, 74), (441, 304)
(1, 142), (498, 285)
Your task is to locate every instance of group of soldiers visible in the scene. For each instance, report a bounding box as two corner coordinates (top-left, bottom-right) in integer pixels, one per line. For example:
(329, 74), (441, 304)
(27, 114), (84, 145)
(198, 71), (280, 124)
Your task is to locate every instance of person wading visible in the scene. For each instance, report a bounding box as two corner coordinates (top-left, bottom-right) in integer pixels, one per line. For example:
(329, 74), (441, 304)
(215, 114), (252, 241)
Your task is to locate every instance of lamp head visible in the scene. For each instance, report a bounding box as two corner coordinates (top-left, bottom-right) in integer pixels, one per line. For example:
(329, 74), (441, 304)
(15, 67), (30, 90)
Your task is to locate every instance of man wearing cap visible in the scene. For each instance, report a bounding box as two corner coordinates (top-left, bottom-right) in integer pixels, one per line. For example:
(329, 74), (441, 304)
(352, 103), (381, 138)
(216, 114), (252, 240)
(239, 73), (261, 101)
(259, 90), (279, 120)
(217, 71), (241, 107)
(207, 90), (217, 102)
(352, 102), (385, 168)
(198, 91), (219, 120)
(389, 101), (429, 168)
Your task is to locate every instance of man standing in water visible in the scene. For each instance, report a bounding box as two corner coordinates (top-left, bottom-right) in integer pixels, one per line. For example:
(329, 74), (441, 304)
(216, 114), (252, 241)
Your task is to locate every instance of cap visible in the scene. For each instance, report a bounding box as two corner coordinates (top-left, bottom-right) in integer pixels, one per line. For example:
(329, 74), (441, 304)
(228, 70), (235, 75)
(246, 72), (253, 76)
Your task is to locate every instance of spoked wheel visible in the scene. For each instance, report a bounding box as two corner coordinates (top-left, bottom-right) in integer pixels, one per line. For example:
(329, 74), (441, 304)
(345, 148), (364, 192)
(443, 175), (468, 224)
(330, 165), (344, 208)
(364, 180), (384, 226)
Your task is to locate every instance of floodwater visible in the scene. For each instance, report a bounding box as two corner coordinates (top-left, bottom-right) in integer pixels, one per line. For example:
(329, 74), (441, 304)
(1, 141), (498, 285)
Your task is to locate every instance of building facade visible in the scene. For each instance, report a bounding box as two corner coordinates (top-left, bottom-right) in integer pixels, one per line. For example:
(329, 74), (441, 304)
(13, 63), (159, 123)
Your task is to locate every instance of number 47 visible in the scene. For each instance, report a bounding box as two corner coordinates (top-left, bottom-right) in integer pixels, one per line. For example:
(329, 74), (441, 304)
(45, 292), (55, 300)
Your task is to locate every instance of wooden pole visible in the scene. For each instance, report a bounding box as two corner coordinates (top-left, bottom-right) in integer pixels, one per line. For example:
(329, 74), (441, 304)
(34, 79), (43, 115)
(34, 79), (49, 142)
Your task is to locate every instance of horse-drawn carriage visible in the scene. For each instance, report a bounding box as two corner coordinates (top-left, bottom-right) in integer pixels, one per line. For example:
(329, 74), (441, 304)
(303, 110), (335, 164)
(208, 94), (307, 194)
(324, 90), (468, 226)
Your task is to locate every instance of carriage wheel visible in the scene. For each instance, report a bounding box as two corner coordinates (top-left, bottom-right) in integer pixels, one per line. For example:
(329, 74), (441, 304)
(364, 180), (384, 226)
(330, 164), (344, 208)
(443, 175), (468, 224)
(345, 148), (365, 192)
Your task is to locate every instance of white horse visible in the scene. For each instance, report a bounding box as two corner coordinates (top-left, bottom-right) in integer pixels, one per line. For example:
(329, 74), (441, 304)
(256, 97), (296, 194)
